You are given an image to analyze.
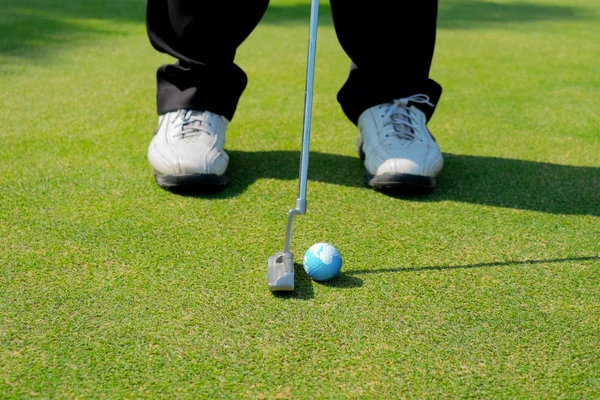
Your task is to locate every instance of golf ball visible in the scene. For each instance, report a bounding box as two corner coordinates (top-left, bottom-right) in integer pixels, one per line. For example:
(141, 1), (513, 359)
(303, 243), (342, 281)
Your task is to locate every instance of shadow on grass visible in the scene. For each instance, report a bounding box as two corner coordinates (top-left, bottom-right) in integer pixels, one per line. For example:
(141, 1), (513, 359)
(272, 263), (314, 300)
(319, 273), (364, 289)
(2, 0), (590, 68)
(348, 255), (600, 275)
(1, 0), (145, 66)
(262, 1), (587, 29)
(437, 0), (587, 29)
(272, 264), (364, 300)
(179, 150), (600, 217)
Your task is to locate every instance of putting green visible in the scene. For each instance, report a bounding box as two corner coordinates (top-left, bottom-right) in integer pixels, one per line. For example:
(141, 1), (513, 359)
(1, 0), (599, 397)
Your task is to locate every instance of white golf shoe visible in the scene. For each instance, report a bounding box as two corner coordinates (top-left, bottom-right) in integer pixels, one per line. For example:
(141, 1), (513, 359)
(357, 94), (443, 193)
(147, 109), (229, 191)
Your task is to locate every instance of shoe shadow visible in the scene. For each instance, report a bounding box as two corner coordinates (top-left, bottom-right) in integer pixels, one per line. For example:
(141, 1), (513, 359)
(172, 150), (364, 199)
(175, 150), (600, 217)
(427, 153), (600, 216)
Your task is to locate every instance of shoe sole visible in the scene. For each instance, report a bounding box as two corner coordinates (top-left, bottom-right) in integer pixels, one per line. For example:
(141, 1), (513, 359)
(364, 172), (435, 194)
(153, 172), (228, 193)
(358, 141), (436, 195)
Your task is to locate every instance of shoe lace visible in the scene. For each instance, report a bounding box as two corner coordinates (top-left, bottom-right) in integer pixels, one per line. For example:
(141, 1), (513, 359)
(172, 109), (214, 139)
(382, 94), (434, 141)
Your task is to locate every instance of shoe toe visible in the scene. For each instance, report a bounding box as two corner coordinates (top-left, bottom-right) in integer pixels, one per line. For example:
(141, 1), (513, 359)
(148, 140), (179, 175)
(178, 150), (228, 176)
(376, 158), (422, 176)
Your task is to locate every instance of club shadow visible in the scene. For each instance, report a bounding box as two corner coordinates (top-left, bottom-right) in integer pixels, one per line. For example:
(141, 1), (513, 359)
(272, 265), (363, 300)
(271, 263), (315, 300)
(348, 255), (600, 276)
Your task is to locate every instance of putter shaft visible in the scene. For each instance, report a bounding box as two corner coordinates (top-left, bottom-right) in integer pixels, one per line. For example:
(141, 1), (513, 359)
(268, 0), (319, 291)
(283, 0), (319, 253)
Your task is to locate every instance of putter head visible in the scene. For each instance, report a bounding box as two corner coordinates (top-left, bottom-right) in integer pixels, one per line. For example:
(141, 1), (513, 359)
(268, 251), (294, 291)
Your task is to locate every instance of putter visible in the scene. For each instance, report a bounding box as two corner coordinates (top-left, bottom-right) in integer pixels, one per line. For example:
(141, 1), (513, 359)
(268, 0), (319, 291)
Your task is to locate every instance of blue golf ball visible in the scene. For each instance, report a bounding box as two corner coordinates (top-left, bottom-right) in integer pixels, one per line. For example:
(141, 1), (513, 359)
(303, 243), (342, 281)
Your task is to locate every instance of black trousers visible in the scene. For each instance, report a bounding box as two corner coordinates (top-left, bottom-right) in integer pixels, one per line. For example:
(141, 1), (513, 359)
(146, 0), (441, 125)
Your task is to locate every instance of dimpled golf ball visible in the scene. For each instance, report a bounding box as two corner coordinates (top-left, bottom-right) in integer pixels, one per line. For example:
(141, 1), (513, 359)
(303, 243), (342, 281)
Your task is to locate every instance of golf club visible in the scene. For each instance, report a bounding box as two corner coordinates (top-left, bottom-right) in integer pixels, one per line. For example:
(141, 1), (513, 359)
(267, 0), (319, 291)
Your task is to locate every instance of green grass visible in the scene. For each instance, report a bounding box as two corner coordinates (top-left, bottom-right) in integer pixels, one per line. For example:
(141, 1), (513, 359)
(1, 0), (599, 398)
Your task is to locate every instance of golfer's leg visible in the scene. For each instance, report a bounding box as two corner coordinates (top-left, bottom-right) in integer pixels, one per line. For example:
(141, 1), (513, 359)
(145, 0), (269, 192)
(330, 0), (441, 124)
(146, 0), (270, 120)
(330, 0), (444, 194)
